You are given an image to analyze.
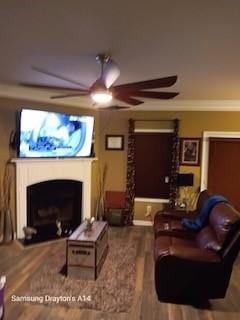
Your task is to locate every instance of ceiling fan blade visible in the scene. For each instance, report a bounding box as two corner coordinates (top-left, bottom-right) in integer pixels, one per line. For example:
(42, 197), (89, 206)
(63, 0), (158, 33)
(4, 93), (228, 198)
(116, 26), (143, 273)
(102, 58), (120, 88)
(102, 105), (130, 110)
(129, 91), (179, 99)
(113, 75), (178, 92)
(20, 82), (89, 93)
(51, 92), (89, 99)
(115, 93), (143, 106)
(31, 66), (89, 89)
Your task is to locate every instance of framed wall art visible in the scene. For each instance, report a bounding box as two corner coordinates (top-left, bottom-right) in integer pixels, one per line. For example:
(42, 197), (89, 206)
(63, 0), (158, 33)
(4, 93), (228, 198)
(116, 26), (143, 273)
(105, 135), (124, 151)
(180, 138), (201, 166)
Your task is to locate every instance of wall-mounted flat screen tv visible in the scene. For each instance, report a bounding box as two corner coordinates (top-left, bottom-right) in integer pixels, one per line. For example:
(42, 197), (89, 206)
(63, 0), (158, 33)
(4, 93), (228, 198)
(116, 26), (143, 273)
(18, 108), (94, 158)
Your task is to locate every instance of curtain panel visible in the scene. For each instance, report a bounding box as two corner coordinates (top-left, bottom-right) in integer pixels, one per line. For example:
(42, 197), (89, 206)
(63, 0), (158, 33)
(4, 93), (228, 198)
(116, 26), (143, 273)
(124, 119), (135, 225)
(169, 119), (180, 209)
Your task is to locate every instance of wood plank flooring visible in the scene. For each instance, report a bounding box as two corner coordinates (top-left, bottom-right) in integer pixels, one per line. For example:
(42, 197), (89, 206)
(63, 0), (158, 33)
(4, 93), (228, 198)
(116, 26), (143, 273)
(0, 226), (240, 320)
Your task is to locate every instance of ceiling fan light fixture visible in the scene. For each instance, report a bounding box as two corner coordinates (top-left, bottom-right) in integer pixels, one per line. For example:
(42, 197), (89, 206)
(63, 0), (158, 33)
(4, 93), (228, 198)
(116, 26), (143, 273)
(91, 90), (112, 104)
(90, 80), (113, 104)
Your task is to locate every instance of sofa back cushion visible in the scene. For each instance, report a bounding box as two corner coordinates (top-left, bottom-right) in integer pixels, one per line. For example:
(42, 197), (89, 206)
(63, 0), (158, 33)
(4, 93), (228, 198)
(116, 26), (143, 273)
(209, 202), (240, 246)
(196, 226), (221, 251)
(196, 190), (212, 212)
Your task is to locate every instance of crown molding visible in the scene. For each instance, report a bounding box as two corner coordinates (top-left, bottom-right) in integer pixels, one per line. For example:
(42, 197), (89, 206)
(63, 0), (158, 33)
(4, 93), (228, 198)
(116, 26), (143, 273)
(129, 100), (240, 111)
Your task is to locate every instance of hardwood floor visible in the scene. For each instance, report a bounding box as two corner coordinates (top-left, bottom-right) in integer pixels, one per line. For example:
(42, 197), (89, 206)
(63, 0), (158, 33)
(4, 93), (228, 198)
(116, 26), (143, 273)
(1, 226), (240, 320)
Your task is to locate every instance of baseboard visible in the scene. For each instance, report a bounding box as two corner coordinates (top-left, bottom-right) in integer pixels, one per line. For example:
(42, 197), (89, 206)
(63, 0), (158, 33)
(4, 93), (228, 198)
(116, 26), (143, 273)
(133, 220), (153, 226)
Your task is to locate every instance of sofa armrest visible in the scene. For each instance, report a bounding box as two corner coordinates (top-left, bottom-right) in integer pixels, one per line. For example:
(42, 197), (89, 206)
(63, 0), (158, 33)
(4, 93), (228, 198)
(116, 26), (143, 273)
(157, 210), (198, 220)
(168, 246), (221, 263)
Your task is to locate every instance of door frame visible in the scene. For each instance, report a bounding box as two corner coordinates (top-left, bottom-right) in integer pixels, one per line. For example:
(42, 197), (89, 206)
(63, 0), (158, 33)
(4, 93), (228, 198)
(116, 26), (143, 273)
(201, 131), (240, 191)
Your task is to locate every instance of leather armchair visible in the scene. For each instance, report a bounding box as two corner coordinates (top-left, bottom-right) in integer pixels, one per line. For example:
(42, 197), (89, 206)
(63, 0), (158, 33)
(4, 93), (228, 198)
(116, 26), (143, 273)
(154, 202), (240, 303)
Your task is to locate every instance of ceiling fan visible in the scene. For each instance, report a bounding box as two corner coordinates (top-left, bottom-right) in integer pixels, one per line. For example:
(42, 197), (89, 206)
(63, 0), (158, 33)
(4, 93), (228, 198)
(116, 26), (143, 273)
(21, 54), (179, 107)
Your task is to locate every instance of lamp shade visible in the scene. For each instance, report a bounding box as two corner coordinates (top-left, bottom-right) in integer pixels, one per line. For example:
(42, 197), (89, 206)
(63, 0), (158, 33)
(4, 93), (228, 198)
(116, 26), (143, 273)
(177, 173), (194, 187)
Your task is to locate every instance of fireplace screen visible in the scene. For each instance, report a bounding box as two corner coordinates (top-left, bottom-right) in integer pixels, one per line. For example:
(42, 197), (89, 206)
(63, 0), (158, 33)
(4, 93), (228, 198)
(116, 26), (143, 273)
(27, 179), (82, 243)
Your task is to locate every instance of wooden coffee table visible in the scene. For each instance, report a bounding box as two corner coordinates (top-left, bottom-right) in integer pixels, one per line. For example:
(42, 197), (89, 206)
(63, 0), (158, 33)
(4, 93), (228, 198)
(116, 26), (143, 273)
(67, 221), (108, 280)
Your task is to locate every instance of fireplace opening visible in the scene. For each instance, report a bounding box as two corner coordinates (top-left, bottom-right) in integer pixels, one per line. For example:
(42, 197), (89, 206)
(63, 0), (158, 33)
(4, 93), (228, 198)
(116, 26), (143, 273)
(25, 179), (82, 244)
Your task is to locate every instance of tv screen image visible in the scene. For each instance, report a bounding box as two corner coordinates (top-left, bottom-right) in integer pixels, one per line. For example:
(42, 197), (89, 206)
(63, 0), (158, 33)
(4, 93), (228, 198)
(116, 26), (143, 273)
(19, 109), (94, 158)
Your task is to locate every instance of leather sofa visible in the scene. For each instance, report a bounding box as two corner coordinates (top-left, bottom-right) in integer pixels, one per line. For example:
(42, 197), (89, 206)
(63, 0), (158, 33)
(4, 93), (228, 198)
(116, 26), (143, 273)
(154, 200), (240, 303)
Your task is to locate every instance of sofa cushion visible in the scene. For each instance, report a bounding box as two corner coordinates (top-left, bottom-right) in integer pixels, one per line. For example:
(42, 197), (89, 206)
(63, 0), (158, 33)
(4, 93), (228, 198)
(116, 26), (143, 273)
(196, 189), (213, 211)
(196, 226), (221, 251)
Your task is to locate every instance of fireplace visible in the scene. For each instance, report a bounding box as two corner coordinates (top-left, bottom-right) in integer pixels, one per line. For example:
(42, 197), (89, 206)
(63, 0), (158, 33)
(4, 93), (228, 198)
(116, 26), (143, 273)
(26, 179), (82, 243)
(12, 158), (97, 239)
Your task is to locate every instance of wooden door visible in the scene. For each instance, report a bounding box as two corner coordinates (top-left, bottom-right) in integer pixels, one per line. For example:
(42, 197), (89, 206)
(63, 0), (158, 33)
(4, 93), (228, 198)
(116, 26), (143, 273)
(134, 132), (173, 199)
(208, 138), (240, 210)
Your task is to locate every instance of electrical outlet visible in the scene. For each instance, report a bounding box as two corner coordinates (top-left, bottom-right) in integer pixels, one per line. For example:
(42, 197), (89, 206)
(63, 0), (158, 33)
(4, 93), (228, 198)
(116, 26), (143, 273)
(145, 205), (152, 216)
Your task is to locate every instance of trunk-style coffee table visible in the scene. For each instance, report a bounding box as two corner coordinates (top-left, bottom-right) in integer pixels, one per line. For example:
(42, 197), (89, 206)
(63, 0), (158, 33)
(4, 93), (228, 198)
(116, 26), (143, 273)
(67, 221), (108, 280)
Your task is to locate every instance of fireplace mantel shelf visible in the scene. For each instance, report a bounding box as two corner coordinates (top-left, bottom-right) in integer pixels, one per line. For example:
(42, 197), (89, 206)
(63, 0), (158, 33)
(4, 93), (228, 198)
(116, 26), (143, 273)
(12, 157), (98, 163)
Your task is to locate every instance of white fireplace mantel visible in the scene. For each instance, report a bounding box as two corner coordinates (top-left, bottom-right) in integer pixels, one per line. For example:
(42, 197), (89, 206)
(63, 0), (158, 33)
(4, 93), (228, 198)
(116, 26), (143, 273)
(12, 157), (97, 238)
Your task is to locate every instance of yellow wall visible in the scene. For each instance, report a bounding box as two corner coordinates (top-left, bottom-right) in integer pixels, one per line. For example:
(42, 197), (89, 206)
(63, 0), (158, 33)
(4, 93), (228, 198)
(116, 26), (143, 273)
(99, 110), (240, 220)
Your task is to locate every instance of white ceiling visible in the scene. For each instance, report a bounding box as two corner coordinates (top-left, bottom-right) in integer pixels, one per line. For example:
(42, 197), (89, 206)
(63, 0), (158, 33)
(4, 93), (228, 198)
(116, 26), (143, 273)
(0, 0), (240, 110)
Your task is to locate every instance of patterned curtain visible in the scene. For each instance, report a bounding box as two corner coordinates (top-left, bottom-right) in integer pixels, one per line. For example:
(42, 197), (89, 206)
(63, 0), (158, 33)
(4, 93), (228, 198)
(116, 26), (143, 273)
(169, 119), (180, 209)
(124, 119), (135, 225)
